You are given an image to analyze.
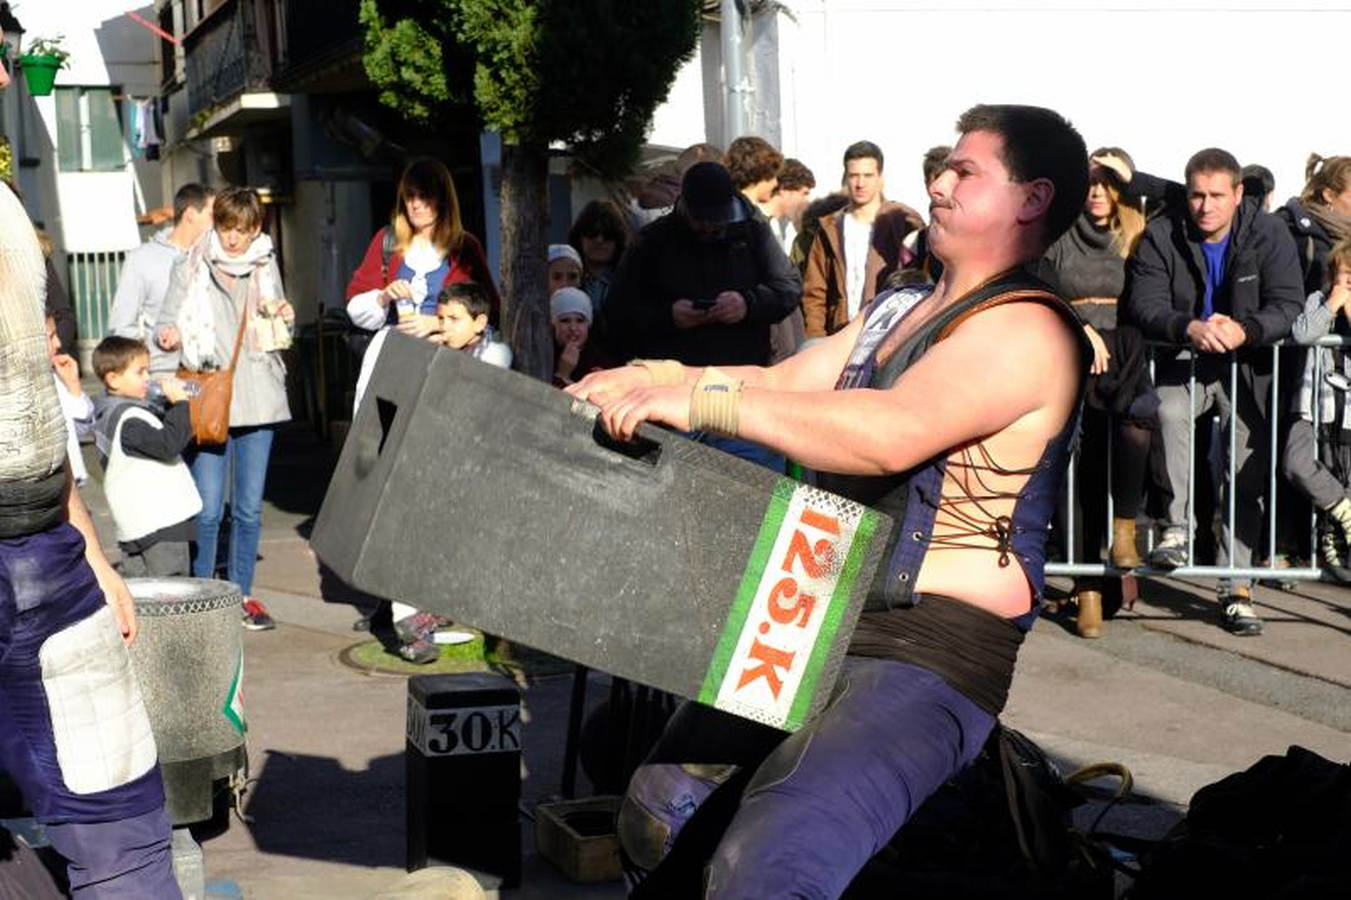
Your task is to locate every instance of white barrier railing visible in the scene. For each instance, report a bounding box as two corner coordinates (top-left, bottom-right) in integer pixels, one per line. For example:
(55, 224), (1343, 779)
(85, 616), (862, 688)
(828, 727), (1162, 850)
(1048, 336), (1350, 580)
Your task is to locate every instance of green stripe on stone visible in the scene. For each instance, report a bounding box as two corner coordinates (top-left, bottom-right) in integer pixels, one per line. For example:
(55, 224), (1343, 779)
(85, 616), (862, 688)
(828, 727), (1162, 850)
(222, 648), (246, 735)
(784, 507), (883, 731)
(698, 478), (797, 706)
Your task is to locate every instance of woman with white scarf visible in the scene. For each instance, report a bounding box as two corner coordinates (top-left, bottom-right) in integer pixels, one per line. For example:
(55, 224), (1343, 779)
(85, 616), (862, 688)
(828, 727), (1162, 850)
(158, 186), (293, 630)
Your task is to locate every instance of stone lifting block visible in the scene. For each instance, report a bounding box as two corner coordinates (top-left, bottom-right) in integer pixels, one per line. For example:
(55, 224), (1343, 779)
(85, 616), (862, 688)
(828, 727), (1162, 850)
(311, 333), (894, 731)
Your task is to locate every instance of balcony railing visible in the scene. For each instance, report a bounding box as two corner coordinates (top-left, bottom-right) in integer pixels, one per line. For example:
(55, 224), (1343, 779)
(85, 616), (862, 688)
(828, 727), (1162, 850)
(184, 0), (279, 118)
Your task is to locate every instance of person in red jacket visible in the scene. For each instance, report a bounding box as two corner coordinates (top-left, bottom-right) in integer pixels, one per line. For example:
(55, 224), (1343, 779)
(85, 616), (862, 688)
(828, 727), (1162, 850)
(344, 157), (502, 663)
(346, 156), (501, 411)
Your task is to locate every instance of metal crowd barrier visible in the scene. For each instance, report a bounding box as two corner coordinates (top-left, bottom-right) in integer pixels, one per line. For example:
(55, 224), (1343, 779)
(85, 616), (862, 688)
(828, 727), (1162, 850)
(1047, 336), (1351, 581)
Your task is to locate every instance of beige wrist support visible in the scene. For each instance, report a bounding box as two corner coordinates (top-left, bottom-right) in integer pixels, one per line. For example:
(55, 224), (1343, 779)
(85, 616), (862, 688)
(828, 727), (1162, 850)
(628, 358), (686, 386)
(689, 366), (744, 436)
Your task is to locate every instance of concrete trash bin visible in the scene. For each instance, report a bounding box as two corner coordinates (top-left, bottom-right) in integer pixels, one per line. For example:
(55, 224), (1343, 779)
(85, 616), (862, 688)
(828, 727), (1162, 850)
(126, 577), (248, 825)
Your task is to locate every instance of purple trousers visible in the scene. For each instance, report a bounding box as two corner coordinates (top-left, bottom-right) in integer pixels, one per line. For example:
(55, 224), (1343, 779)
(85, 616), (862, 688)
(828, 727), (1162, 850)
(626, 657), (996, 899)
(0, 523), (179, 899)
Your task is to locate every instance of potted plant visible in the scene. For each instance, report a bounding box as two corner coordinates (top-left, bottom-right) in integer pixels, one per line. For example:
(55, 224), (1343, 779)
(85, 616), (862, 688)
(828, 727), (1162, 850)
(18, 34), (67, 97)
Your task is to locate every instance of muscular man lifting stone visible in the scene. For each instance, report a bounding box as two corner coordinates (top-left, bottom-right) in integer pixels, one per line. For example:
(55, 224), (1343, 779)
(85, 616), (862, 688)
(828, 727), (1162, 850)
(569, 104), (1092, 898)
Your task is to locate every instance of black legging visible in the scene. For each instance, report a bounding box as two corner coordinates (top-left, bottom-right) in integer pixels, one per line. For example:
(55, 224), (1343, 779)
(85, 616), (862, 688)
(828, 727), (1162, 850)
(1073, 406), (1152, 562)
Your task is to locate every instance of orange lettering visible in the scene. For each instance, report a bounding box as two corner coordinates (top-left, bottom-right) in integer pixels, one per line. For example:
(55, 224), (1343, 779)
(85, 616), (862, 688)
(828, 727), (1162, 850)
(782, 529), (835, 579)
(799, 508), (840, 536)
(736, 639), (795, 699)
(767, 576), (817, 628)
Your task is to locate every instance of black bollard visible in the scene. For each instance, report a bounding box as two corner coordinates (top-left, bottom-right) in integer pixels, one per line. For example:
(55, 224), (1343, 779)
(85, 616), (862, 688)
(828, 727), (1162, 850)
(405, 672), (522, 887)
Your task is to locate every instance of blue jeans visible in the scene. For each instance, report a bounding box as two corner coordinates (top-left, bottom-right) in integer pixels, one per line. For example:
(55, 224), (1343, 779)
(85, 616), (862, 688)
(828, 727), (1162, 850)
(189, 425), (275, 596)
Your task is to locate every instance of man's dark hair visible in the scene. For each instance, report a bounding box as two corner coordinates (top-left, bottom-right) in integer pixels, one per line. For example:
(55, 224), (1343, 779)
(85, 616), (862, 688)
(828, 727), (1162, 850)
(1241, 163), (1275, 203)
(777, 158), (815, 192)
(842, 141), (884, 172)
(922, 145), (952, 187)
(438, 281), (492, 320)
(955, 104), (1088, 246)
(725, 136), (784, 191)
(93, 336), (149, 382)
(172, 183), (214, 225)
(1184, 148), (1241, 186)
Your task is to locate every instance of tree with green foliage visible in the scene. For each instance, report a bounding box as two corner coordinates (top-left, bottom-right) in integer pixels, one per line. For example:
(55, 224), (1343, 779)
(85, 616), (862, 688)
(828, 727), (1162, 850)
(359, 0), (700, 377)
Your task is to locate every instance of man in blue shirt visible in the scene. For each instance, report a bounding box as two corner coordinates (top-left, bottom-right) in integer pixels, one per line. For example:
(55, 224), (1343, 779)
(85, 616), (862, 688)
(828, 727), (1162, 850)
(1123, 148), (1303, 635)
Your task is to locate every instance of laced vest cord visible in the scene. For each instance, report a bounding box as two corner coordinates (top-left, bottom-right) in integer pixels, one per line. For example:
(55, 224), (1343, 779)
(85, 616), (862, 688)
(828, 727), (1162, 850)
(925, 440), (1038, 566)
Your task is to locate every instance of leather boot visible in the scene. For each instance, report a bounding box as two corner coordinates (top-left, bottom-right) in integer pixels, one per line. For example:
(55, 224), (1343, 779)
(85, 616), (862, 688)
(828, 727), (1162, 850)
(1109, 517), (1143, 569)
(1076, 589), (1103, 639)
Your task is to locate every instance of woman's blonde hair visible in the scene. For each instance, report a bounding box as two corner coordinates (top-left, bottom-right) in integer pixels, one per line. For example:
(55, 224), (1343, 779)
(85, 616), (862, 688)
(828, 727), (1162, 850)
(1090, 172), (1145, 258)
(392, 157), (464, 256)
(1302, 154), (1351, 209)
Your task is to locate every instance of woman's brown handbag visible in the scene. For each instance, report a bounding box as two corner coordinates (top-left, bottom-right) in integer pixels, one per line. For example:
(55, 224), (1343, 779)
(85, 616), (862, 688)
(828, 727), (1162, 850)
(177, 303), (249, 445)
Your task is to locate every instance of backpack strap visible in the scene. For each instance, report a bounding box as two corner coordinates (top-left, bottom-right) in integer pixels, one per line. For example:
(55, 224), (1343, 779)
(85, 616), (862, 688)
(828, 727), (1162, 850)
(872, 269), (1090, 390)
(381, 226), (396, 281)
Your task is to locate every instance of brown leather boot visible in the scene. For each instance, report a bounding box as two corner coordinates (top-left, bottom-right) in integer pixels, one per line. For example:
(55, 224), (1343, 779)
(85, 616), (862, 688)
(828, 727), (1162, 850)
(1109, 517), (1143, 569)
(1076, 589), (1103, 638)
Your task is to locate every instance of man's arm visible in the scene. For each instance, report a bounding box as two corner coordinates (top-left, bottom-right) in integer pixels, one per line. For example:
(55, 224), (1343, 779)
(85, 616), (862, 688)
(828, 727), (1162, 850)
(153, 255), (193, 350)
(594, 303), (1080, 476)
(1127, 170), (1187, 217)
(62, 463), (137, 646)
(1238, 220), (1305, 344)
(568, 310), (867, 403)
(106, 253), (145, 338)
(738, 220), (803, 327)
(1122, 226), (1191, 344)
(800, 229), (831, 338)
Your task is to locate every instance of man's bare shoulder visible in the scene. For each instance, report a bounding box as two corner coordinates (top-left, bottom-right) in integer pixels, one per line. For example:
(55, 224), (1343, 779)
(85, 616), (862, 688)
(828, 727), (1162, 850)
(910, 298), (1083, 416)
(947, 298), (1082, 366)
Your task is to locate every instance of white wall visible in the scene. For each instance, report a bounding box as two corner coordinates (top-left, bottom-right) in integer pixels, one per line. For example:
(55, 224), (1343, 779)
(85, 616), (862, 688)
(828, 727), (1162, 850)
(651, 0), (1351, 214)
(15, 1), (163, 247)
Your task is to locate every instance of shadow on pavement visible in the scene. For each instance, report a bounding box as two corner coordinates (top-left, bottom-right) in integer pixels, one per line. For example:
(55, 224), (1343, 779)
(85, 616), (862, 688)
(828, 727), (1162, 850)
(240, 749), (405, 870)
(263, 425), (339, 519)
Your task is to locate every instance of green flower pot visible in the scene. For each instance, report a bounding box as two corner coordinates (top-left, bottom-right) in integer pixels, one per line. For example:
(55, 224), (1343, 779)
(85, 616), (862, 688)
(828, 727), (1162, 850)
(19, 54), (62, 96)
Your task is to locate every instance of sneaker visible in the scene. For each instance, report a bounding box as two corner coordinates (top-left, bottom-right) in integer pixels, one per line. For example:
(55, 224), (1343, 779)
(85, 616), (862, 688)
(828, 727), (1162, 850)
(241, 598), (276, 631)
(395, 611), (452, 643)
(397, 636), (440, 665)
(1219, 589), (1262, 636)
(1148, 530), (1189, 569)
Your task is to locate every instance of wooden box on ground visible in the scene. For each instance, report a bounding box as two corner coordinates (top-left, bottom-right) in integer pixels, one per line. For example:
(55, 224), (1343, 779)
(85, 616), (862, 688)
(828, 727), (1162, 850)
(535, 796), (623, 883)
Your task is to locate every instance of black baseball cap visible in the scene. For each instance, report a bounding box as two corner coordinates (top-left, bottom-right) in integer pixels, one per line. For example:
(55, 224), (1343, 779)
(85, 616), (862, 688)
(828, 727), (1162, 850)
(680, 162), (737, 224)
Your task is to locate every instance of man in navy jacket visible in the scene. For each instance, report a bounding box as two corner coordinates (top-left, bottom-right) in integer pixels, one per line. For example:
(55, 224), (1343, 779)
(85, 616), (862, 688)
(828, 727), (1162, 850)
(1123, 147), (1303, 636)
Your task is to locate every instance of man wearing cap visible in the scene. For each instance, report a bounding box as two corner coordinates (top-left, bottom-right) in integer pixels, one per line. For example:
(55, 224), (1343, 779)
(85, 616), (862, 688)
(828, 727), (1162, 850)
(604, 161), (802, 468)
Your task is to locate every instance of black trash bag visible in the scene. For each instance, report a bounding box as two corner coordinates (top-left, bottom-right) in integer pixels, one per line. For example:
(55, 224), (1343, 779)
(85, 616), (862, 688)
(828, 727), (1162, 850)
(843, 725), (1116, 899)
(1129, 745), (1351, 900)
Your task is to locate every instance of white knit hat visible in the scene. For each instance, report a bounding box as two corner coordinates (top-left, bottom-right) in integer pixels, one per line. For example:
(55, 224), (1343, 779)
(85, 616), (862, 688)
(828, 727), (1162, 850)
(548, 243), (583, 269)
(550, 287), (593, 323)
